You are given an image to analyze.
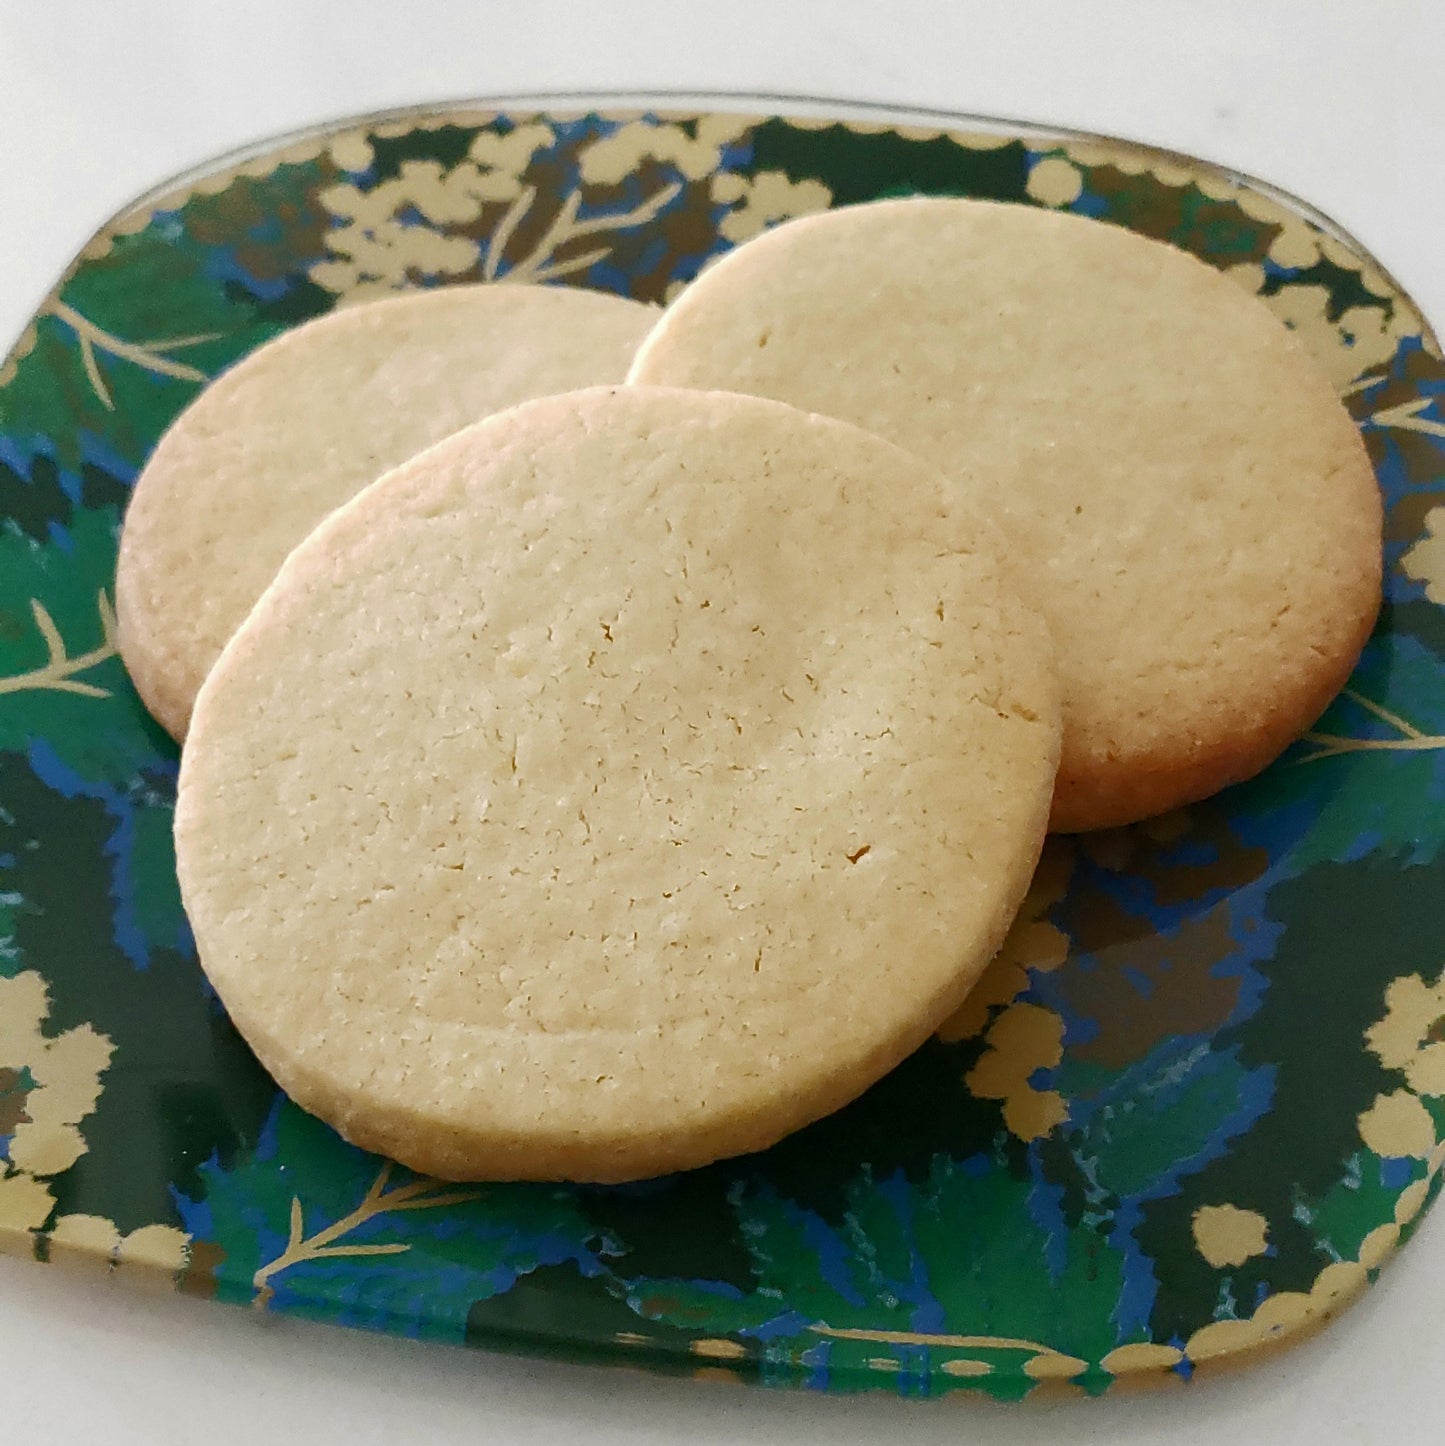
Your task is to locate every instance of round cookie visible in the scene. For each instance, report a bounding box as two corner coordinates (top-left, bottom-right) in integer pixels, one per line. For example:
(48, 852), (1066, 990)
(175, 385), (1061, 1183)
(628, 197), (1383, 831)
(117, 283), (655, 740)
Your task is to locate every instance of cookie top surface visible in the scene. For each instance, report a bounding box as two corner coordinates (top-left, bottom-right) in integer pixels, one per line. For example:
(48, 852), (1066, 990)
(174, 385), (1061, 1182)
(628, 198), (1382, 830)
(116, 283), (655, 739)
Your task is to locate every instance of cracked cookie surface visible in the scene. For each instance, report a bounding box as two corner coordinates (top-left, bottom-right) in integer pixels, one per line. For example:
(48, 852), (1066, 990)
(175, 385), (1060, 1182)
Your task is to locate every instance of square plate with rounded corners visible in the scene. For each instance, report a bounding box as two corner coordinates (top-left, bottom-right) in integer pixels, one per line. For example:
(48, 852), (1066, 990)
(0, 93), (1442, 1401)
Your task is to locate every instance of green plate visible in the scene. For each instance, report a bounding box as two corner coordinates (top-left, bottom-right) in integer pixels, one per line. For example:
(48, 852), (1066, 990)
(1, 97), (1442, 1401)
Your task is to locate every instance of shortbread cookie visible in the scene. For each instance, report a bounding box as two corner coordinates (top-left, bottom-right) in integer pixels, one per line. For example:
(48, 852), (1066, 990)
(628, 198), (1382, 831)
(116, 284), (655, 740)
(175, 386), (1061, 1183)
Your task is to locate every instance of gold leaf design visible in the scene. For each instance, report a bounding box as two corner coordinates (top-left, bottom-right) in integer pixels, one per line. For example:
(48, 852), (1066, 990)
(310, 121), (681, 302)
(485, 181), (683, 287)
(1375, 398), (1445, 441)
(0, 593), (118, 701)
(1298, 690), (1445, 762)
(251, 1159), (478, 1307)
(311, 148), (514, 300)
(48, 301), (216, 409)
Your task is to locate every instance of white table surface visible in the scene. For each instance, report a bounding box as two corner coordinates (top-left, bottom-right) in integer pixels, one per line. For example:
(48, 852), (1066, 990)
(1, 5), (1440, 1443)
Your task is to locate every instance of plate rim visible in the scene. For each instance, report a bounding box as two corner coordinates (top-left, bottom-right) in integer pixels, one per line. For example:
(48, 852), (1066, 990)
(4, 88), (1438, 373)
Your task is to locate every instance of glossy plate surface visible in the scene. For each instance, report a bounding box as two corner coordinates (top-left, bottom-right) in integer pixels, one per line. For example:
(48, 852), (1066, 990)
(1, 96), (1442, 1400)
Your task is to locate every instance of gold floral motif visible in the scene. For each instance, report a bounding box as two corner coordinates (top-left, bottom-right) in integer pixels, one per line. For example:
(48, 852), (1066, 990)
(0, 1173), (54, 1239)
(468, 124), (557, 192)
(1367, 974), (1445, 1096)
(311, 226), (479, 303)
(1191, 1204), (1270, 1268)
(1166, 981), (1445, 1367)
(1267, 216), (1327, 271)
(46, 1213), (189, 1285)
(327, 130), (375, 173)
(0, 973), (192, 1278)
(711, 170), (832, 246)
(1358, 1090), (1437, 1159)
(310, 160), (491, 301)
(1182, 1136), (1445, 1370)
(1257, 285), (1403, 391)
(579, 115), (756, 186)
(1100, 1342), (1185, 1374)
(810, 1322), (1084, 1381)
(1052, 136), (1430, 366)
(1222, 261), (1267, 296)
(1402, 504), (1445, 604)
(0, 972), (112, 1234)
(1025, 156), (1084, 208)
(310, 127), (551, 301)
(937, 843), (1074, 1042)
(964, 1001), (1068, 1141)
(1264, 212), (1394, 289)
(311, 122), (682, 302)
(690, 1336), (747, 1360)
(0, 321), (39, 389)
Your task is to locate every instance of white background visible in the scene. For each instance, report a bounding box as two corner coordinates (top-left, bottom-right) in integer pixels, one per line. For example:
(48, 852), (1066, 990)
(0, 4), (1440, 1443)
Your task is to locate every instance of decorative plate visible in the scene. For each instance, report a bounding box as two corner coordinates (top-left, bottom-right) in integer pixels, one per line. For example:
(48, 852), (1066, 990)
(1, 96), (1442, 1402)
